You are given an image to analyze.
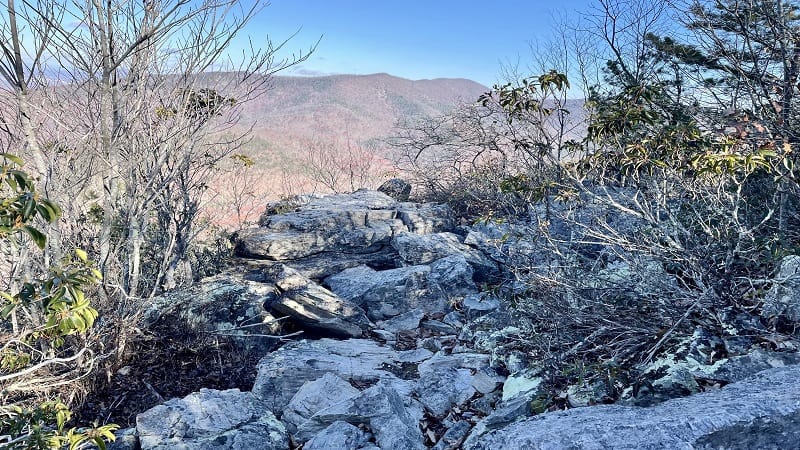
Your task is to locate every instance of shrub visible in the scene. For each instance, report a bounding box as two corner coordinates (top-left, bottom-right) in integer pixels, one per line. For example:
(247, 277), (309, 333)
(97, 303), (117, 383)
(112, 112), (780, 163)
(0, 154), (117, 449)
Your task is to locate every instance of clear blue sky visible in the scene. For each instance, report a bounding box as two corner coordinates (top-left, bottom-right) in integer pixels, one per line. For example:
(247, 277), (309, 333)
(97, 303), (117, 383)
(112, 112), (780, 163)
(243, 0), (593, 87)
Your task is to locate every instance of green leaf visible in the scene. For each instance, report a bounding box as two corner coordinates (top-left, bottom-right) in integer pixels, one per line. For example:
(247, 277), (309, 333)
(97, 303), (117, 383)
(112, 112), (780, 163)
(22, 225), (47, 248)
(0, 153), (24, 165)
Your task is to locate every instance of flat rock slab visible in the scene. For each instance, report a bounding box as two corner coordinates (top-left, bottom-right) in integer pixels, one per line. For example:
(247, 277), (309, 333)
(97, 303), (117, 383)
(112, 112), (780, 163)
(463, 364), (800, 449)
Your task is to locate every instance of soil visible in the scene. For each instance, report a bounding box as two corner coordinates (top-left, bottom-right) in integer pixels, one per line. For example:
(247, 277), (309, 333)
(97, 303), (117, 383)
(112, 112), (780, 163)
(74, 322), (264, 428)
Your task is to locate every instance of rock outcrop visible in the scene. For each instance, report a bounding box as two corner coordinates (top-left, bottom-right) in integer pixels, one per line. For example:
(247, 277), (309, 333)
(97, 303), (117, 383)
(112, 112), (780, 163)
(126, 189), (800, 450)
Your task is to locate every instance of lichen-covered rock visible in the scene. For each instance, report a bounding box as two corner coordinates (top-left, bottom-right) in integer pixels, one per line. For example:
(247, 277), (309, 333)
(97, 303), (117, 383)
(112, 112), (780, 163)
(136, 389), (286, 450)
(463, 365), (800, 450)
(233, 190), (453, 261)
(142, 274), (282, 354)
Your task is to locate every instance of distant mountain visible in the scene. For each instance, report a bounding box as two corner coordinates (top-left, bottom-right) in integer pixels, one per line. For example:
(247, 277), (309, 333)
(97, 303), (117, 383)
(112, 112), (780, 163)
(241, 73), (489, 140)
(221, 73), (490, 198)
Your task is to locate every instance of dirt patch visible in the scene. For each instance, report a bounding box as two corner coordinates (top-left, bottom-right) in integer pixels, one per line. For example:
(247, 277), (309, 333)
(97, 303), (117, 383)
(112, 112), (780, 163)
(74, 323), (265, 428)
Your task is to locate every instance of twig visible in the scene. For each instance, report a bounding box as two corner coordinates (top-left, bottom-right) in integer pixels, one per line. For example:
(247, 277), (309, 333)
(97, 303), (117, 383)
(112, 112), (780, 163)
(0, 347), (88, 382)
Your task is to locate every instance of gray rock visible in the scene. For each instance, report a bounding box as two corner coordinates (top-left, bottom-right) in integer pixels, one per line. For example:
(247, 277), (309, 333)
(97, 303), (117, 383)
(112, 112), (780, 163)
(420, 319), (459, 334)
(396, 202), (454, 234)
(468, 395), (532, 438)
(379, 309), (425, 334)
(371, 329), (396, 343)
(417, 367), (475, 417)
(234, 190), (453, 261)
(325, 265), (381, 303)
(429, 255), (478, 299)
(416, 353), (491, 417)
(327, 261), (471, 321)
(136, 389), (286, 450)
(464, 222), (537, 265)
(762, 255), (800, 322)
(358, 265), (438, 320)
(470, 368), (505, 395)
(142, 274), (282, 354)
(463, 365), (800, 449)
(267, 265), (371, 337)
(378, 178), (412, 201)
(391, 232), (499, 282)
(397, 348), (435, 363)
(235, 191), (402, 260)
(462, 293), (501, 319)
(701, 350), (800, 383)
(443, 311), (466, 329)
(303, 421), (370, 450)
(302, 383), (426, 450)
(252, 338), (416, 412)
(432, 420), (472, 450)
(282, 373), (361, 435)
(279, 247), (399, 279)
(108, 428), (139, 450)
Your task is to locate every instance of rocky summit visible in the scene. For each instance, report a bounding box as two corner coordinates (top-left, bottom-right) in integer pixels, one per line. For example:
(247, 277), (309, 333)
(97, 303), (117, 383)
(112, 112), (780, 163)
(114, 189), (800, 450)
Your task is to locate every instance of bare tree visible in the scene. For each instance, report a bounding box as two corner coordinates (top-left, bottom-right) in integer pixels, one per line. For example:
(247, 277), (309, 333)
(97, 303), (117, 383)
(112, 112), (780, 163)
(302, 132), (383, 193)
(0, 0), (314, 300)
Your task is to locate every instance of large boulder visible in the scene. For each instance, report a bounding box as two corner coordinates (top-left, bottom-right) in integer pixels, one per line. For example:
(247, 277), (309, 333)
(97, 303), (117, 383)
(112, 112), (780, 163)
(233, 190), (454, 261)
(325, 257), (477, 321)
(299, 383), (426, 450)
(463, 364), (800, 449)
(136, 389), (287, 450)
(142, 274), (282, 353)
(282, 373), (361, 438)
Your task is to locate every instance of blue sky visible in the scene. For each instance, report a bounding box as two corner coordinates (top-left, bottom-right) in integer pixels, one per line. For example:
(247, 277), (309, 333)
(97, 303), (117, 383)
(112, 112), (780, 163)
(243, 0), (593, 87)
